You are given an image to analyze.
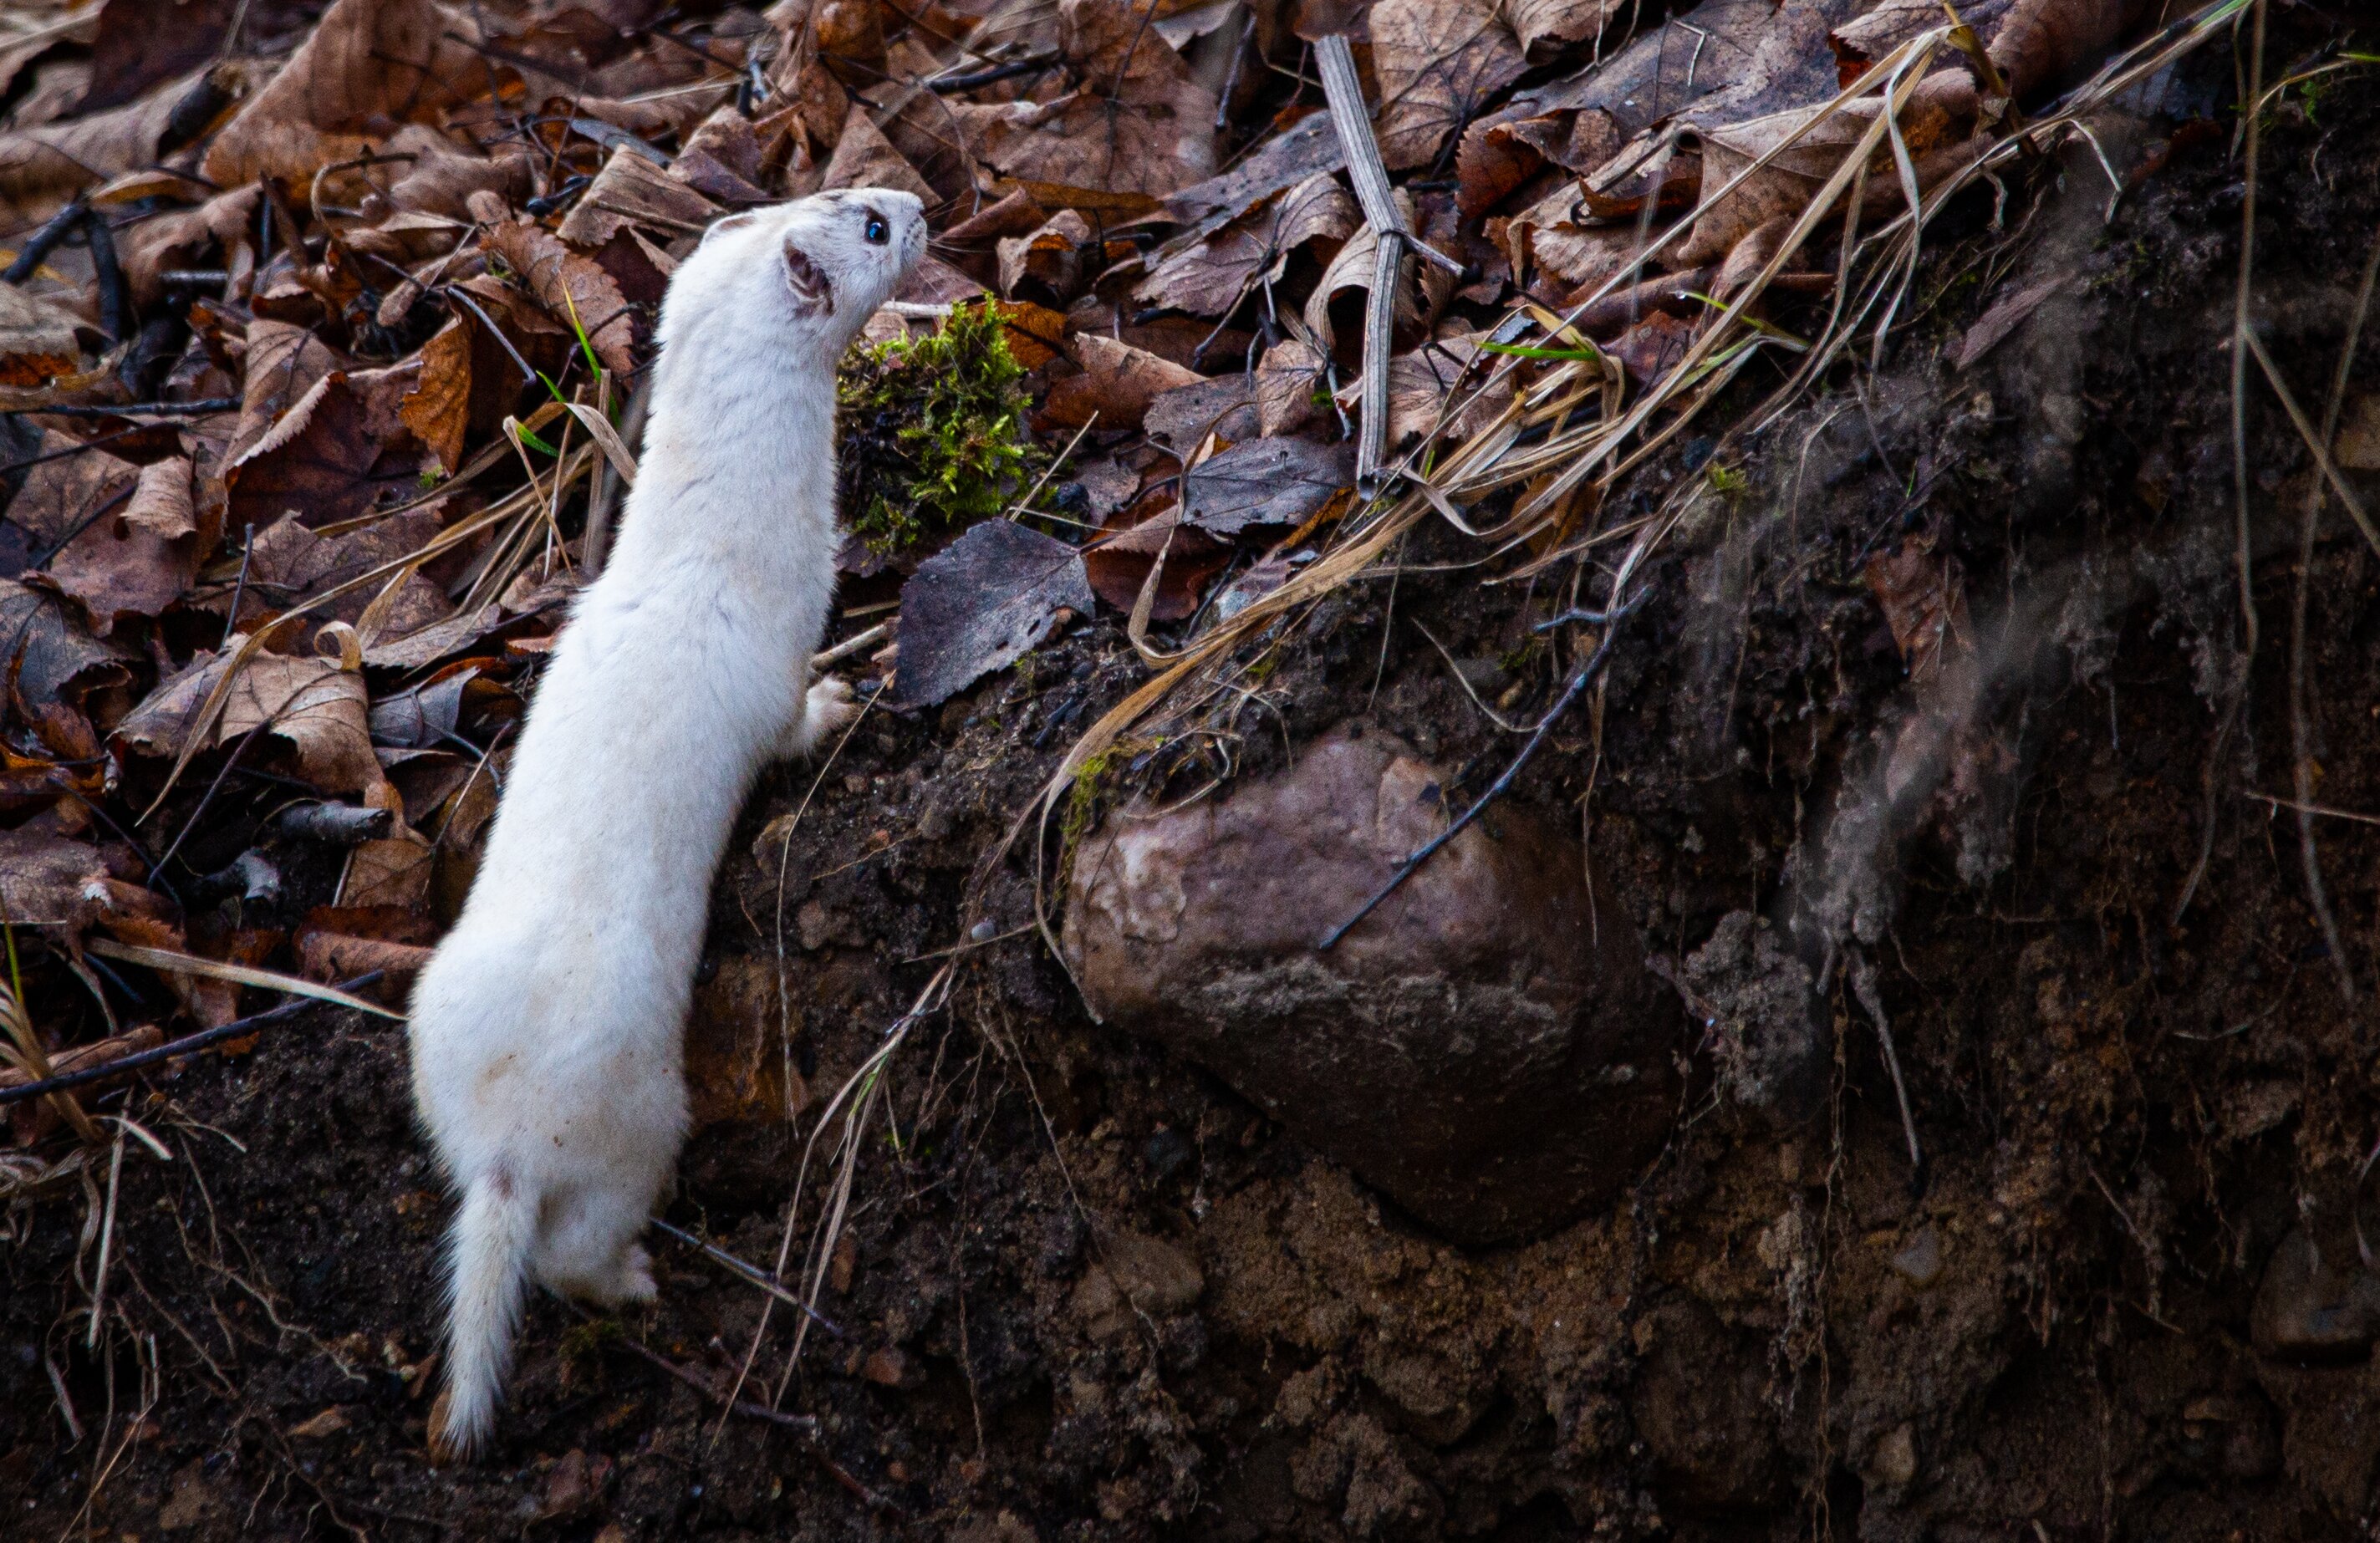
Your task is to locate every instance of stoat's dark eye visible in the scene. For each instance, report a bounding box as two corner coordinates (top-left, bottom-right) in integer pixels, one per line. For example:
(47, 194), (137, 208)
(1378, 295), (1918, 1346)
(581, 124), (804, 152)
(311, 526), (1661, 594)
(864, 213), (889, 246)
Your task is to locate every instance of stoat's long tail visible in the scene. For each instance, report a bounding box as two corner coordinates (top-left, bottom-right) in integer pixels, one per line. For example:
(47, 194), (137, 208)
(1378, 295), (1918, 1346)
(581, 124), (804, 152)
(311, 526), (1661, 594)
(431, 1167), (534, 1461)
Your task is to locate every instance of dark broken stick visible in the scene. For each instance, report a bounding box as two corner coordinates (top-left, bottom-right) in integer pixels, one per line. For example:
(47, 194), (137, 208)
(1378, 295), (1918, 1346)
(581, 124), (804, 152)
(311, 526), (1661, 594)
(0, 973), (386, 1107)
(1317, 591), (1645, 950)
(1312, 36), (1461, 280)
(1314, 32), (1463, 495)
(2, 199), (89, 284)
(84, 206), (127, 343)
(646, 1215), (848, 1338)
(611, 1335), (906, 1517)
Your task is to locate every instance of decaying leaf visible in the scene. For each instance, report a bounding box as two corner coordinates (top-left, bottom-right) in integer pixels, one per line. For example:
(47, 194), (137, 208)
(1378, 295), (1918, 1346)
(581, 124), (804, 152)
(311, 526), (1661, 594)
(1368, 0), (1529, 171)
(945, 0), (1218, 198)
(0, 283), (82, 385)
(1081, 502), (1234, 623)
(1041, 334), (1203, 433)
(0, 825), (115, 928)
(0, 70), (190, 223)
(894, 520), (1092, 705)
(999, 210), (1093, 305)
(0, 579), (137, 715)
(1256, 337), (1329, 438)
(1135, 174), (1360, 319)
(1505, 0), (1625, 62)
(115, 648), (392, 802)
(199, 0), (488, 186)
(482, 220), (639, 374)
(1865, 529), (1971, 687)
(225, 368), (425, 532)
(557, 143), (722, 247)
(819, 105), (935, 202)
(33, 455), (201, 634)
(1180, 438), (1353, 536)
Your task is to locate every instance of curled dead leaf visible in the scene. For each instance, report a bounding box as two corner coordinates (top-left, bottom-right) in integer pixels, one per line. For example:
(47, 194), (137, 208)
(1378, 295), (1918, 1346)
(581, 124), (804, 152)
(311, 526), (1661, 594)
(482, 220), (638, 374)
(33, 455), (201, 635)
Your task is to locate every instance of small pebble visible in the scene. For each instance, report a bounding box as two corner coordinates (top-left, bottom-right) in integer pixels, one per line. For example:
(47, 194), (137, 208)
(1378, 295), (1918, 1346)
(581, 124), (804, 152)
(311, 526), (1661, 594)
(969, 919), (996, 943)
(1891, 1224), (1944, 1287)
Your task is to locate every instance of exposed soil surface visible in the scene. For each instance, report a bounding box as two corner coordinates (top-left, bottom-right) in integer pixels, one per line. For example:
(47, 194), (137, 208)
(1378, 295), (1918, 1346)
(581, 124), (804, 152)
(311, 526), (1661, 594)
(13, 23), (2380, 1543)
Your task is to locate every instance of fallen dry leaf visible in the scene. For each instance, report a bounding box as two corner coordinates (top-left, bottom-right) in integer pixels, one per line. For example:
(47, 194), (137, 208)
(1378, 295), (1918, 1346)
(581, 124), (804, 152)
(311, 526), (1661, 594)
(1179, 438), (1353, 536)
(1135, 174), (1359, 318)
(1082, 507), (1233, 623)
(225, 369), (426, 532)
(199, 0), (489, 186)
(945, 0), (1218, 198)
(1866, 528), (1971, 688)
(1505, 0), (1625, 62)
(482, 220), (638, 374)
(1255, 337), (1328, 438)
(1144, 374), (1258, 456)
(557, 143), (722, 248)
(1956, 274), (2065, 369)
(0, 283), (82, 385)
(33, 455), (201, 634)
(0, 70), (190, 223)
(3, 429), (140, 557)
(999, 210), (1093, 305)
(1041, 334), (1202, 433)
(0, 824), (115, 927)
(0, 578), (137, 716)
(224, 510), (446, 631)
(894, 519), (1092, 705)
(818, 105), (935, 203)
(1368, 0), (1529, 171)
(115, 648), (391, 802)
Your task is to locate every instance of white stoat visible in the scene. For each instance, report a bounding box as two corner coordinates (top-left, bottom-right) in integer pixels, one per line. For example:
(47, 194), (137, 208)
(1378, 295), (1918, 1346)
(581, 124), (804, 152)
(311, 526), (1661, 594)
(407, 189), (925, 1459)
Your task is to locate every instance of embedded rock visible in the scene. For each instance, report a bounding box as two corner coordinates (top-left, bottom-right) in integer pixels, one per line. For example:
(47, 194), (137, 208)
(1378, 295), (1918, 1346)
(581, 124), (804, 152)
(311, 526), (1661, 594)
(1063, 726), (1680, 1245)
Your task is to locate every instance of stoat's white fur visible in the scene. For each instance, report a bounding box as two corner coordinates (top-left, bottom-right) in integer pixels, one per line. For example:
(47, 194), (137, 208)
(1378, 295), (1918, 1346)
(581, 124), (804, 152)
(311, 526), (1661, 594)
(408, 189), (925, 1458)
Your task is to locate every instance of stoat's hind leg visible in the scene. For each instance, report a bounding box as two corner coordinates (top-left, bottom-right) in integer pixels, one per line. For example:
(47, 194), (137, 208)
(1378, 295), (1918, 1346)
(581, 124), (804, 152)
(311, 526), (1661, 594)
(538, 1188), (659, 1304)
(777, 674), (859, 760)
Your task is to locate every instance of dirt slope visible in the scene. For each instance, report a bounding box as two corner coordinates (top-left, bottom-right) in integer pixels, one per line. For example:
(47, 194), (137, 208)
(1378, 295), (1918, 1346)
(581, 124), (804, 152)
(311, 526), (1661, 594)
(9, 13), (2380, 1543)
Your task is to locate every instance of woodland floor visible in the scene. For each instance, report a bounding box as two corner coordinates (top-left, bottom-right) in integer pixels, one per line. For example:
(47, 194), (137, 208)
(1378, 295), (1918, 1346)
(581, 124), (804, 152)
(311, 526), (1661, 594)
(8, 5), (2380, 1543)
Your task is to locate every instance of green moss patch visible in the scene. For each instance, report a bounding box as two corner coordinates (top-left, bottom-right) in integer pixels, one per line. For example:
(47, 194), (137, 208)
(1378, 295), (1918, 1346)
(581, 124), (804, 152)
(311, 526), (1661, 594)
(838, 301), (1041, 554)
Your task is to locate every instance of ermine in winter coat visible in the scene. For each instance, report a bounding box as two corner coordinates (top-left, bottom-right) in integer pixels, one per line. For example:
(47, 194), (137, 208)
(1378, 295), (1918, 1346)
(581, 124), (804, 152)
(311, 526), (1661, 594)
(407, 188), (925, 1458)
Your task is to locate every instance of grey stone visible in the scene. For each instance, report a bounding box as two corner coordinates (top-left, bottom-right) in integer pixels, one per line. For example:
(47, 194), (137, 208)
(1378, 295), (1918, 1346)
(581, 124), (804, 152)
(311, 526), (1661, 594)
(1063, 726), (1680, 1245)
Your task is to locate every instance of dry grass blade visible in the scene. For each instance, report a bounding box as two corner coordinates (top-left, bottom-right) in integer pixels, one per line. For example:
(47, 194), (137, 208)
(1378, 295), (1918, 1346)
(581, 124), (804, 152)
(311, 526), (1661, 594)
(0, 929), (102, 1143)
(84, 940), (404, 1020)
(2241, 328), (2380, 559)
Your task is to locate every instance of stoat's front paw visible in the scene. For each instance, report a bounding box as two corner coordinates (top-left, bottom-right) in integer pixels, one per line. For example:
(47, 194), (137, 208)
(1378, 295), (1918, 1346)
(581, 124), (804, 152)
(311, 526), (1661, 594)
(780, 675), (859, 759)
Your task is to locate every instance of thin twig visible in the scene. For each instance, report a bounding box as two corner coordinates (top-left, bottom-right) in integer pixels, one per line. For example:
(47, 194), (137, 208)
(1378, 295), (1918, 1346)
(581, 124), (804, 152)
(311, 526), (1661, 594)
(1318, 588), (1644, 949)
(1849, 951), (1924, 1191)
(0, 974), (385, 1108)
(646, 1216), (847, 1337)
(0, 399), (238, 418)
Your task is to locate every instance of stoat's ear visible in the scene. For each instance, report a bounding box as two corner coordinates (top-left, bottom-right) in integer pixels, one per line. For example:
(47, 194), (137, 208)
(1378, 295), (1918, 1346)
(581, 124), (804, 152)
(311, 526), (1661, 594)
(782, 239), (834, 319)
(697, 211), (760, 248)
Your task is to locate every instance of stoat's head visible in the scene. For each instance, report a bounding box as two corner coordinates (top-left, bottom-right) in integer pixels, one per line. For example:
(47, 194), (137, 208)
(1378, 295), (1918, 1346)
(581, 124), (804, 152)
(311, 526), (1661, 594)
(660, 188), (927, 359)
